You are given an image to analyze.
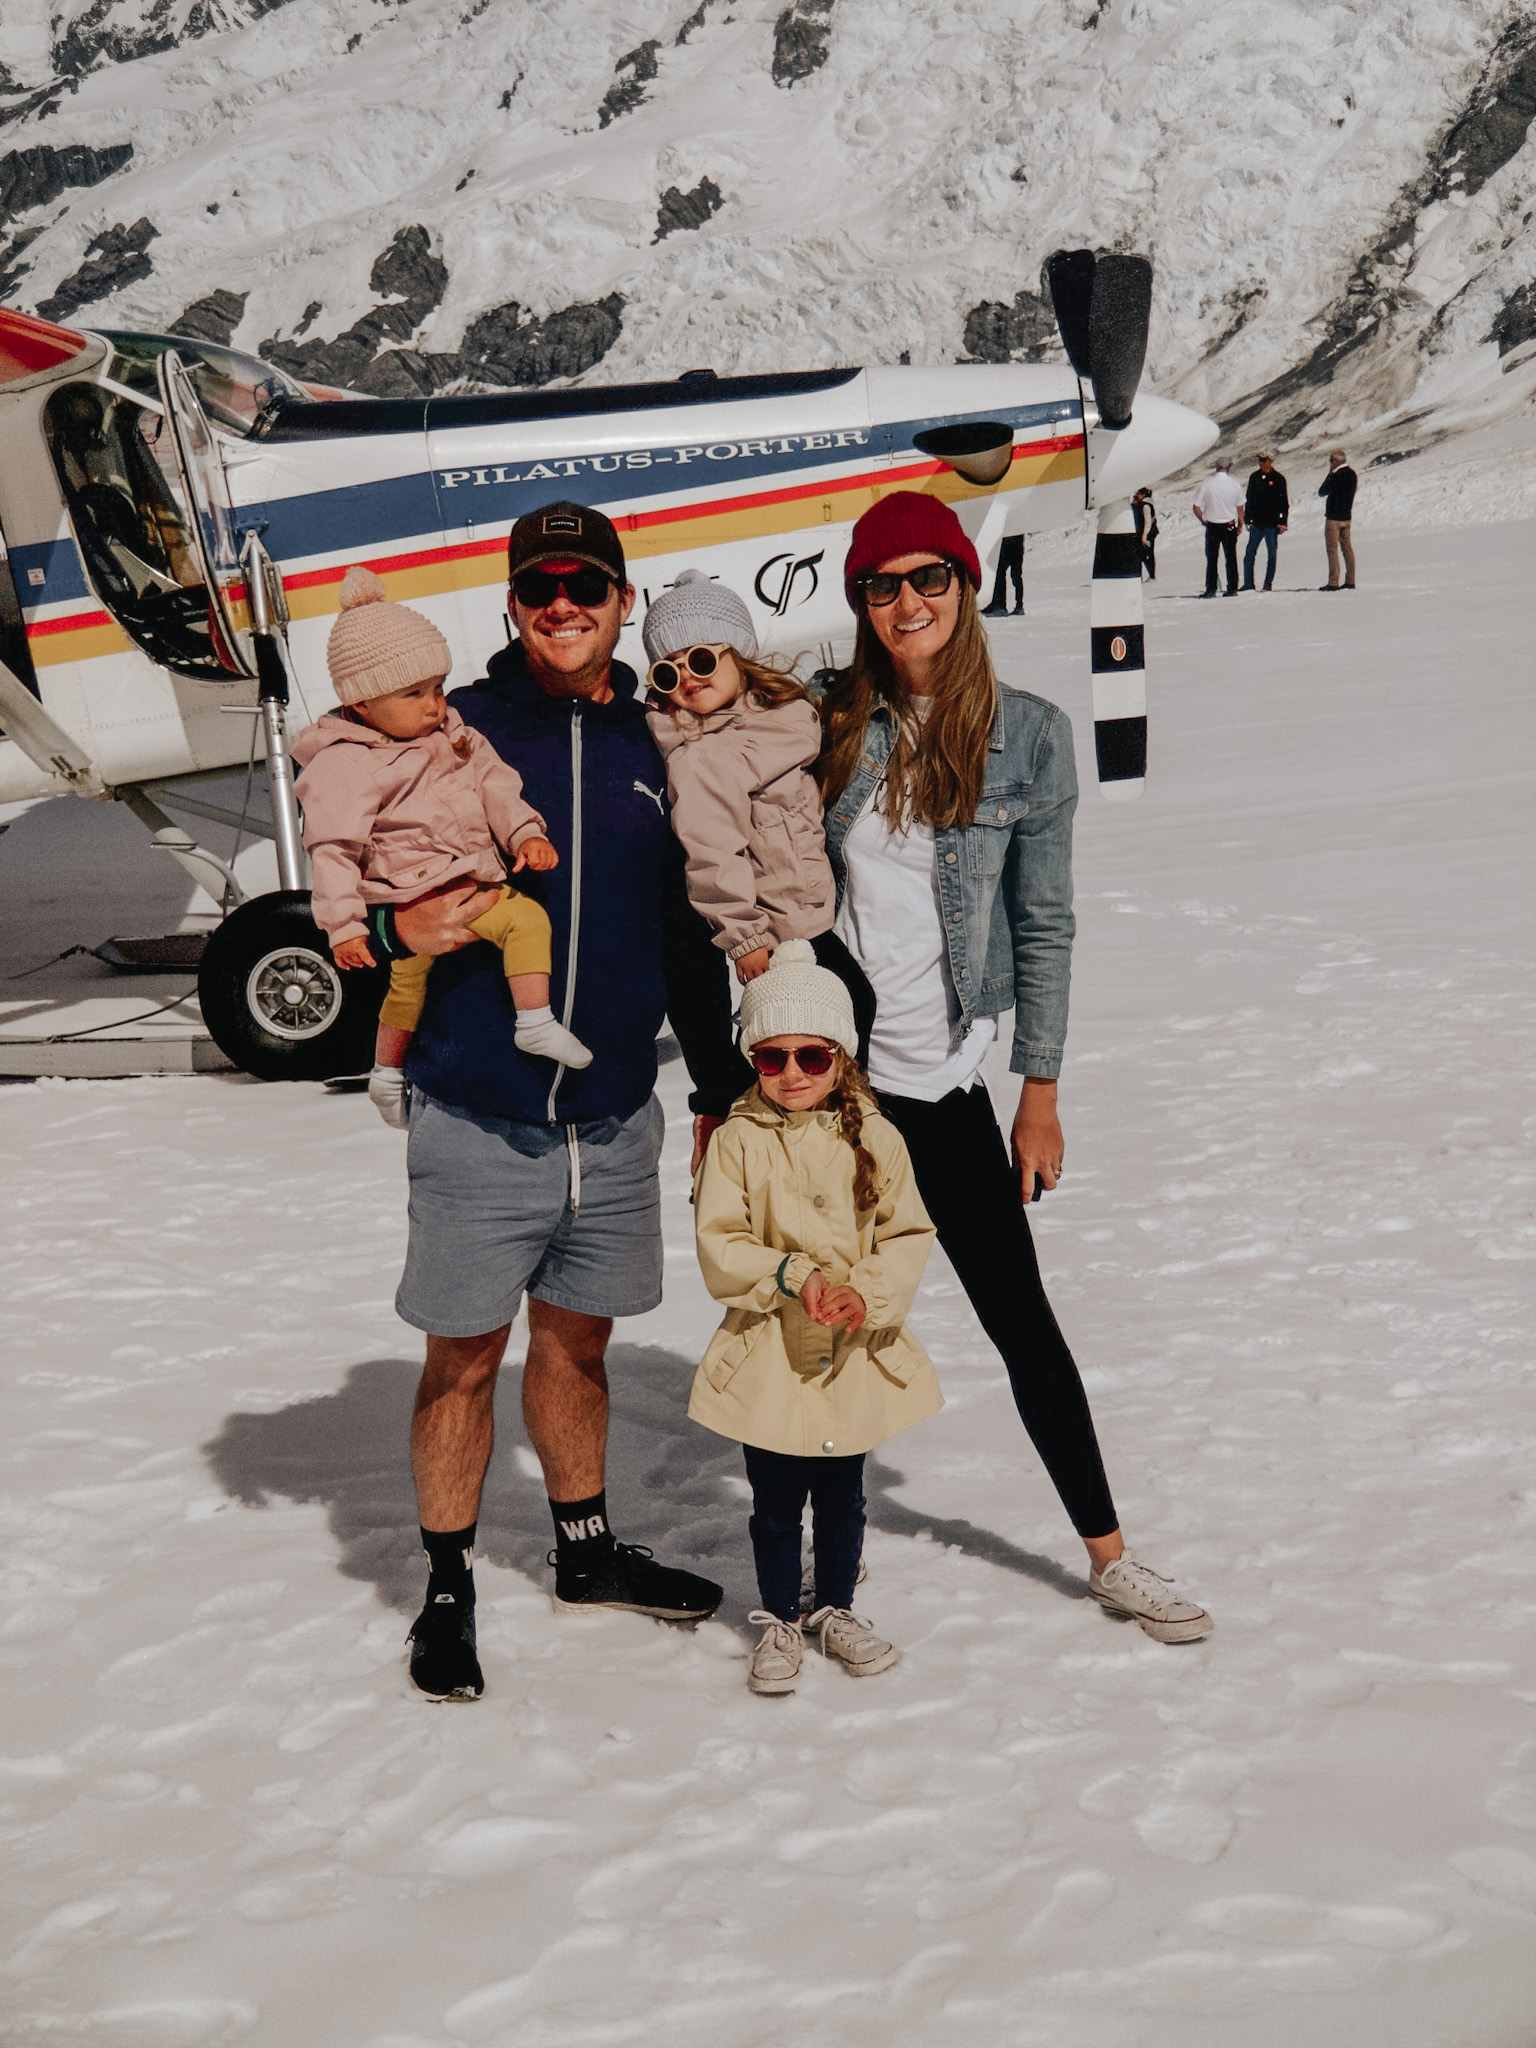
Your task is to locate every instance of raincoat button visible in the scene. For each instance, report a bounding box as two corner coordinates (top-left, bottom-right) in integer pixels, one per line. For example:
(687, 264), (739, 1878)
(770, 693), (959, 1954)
(819, 1359), (830, 1371)
(813, 1194), (826, 1208)
(822, 1439), (835, 1452)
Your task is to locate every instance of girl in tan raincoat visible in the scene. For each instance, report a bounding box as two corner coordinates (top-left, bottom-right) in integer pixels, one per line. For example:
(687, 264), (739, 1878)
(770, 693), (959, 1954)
(691, 939), (941, 1697)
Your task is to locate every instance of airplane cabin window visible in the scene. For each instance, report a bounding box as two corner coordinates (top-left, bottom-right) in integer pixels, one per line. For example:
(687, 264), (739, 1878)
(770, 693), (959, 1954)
(43, 381), (239, 682)
(101, 332), (311, 438)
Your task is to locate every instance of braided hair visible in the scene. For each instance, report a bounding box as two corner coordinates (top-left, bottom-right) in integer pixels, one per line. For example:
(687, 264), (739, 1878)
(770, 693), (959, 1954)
(828, 1056), (881, 1215)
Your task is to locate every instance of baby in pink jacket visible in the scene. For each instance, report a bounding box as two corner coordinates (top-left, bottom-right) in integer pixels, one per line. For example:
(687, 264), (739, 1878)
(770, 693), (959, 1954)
(643, 570), (874, 1060)
(293, 566), (591, 1126)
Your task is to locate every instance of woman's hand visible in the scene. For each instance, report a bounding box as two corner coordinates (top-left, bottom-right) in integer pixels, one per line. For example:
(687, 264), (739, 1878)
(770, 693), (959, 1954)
(513, 836), (559, 873)
(734, 947), (772, 983)
(1012, 1078), (1064, 1203)
(331, 936), (375, 971)
(393, 880), (501, 956)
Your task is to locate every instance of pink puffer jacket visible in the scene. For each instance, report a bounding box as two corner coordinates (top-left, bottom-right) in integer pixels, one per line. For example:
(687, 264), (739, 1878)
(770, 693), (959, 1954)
(646, 693), (833, 961)
(292, 704), (545, 944)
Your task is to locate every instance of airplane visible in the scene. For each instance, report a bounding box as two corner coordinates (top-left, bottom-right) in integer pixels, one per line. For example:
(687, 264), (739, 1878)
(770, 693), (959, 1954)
(0, 250), (1216, 1081)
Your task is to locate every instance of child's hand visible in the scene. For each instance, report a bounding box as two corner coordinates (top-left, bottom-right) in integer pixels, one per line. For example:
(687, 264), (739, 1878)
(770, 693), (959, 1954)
(513, 837), (559, 873)
(735, 947), (772, 983)
(332, 936), (375, 970)
(817, 1285), (867, 1332)
(798, 1269), (827, 1320)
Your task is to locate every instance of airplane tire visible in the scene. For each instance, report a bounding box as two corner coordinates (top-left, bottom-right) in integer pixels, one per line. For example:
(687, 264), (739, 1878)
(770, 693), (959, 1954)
(198, 891), (387, 1081)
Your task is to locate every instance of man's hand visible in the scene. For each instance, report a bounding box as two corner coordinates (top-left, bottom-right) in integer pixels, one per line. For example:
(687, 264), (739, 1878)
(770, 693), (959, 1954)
(1192, 507), (1205, 524)
(331, 936), (375, 971)
(1277, 522), (1288, 533)
(734, 946), (771, 983)
(1012, 1078), (1064, 1204)
(393, 880), (501, 957)
(691, 1113), (725, 1175)
(809, 1283), (866, 1332)
(513, 836), (559, 874)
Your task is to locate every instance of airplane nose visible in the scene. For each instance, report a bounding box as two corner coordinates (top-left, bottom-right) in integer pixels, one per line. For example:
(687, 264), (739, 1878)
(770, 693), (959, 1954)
(1092, 393), (1219, 500)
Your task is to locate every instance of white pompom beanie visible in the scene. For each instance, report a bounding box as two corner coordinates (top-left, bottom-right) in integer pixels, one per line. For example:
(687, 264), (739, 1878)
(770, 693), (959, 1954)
(641, 567), (758, 666)
(326, 565), (452, 705)
(736, 938), (858, 1059)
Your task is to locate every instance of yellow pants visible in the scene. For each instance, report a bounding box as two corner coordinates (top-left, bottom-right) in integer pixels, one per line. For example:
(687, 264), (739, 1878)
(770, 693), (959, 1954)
(378, 884), (552, 1033)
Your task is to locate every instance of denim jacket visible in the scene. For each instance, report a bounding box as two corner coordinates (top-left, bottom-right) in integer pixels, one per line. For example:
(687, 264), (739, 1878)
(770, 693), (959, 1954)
(820, 685), (1077, 1079)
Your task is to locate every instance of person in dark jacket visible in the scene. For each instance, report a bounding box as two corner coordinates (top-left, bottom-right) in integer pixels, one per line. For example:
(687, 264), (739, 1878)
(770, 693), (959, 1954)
(1240, 453), (1288, 591)
(369, 501), (747, 1701)
(981, 531), (1025, 616)
(1318, 449), (1358, 589)
(1131, 488), (1158, 580)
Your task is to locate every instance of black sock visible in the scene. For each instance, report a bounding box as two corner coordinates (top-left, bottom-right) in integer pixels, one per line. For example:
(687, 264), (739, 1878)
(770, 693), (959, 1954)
(421, 1522), (476, 1609)
(549, 1491), (614, 1576)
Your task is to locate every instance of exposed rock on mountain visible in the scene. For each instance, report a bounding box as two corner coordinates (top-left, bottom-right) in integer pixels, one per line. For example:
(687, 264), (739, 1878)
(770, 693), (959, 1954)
(0, 142), (132, 226)
(259, 225), (446, 391)
(38, 215), (155, 322)
(171, 288), (248, 347)
(599, 41), (659, 127)
(655, 177), (722, 243)
(962, 288), (1060, 364)
(772, 0), (834, 87)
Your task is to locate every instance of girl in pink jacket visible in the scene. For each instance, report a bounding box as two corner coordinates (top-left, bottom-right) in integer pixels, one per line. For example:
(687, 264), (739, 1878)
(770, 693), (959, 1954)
(643, 570), (874, 1059)
(293, 567), (591, 1125)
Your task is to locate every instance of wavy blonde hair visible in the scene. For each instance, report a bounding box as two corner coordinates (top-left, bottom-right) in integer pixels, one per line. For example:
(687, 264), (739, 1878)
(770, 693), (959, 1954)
(817, 580), (996, 829)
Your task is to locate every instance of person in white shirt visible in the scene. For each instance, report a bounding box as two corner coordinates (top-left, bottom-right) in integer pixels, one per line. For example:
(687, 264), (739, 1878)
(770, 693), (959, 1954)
(1192, 459), (1245, 598)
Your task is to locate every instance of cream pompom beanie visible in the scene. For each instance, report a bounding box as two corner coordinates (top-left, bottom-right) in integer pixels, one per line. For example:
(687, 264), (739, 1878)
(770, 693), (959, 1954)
(736, 938), (858, 1059)
(326, 565), (452, 705)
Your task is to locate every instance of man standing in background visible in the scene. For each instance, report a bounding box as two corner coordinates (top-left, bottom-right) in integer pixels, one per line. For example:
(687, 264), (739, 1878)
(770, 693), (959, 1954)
(1241, 452), (1288, 591)
(1131, 488), (1158, 580)
(1318, 449), (1358, 589)
(1192, 459), (1244, 598)
(982, 531), (1025, 617)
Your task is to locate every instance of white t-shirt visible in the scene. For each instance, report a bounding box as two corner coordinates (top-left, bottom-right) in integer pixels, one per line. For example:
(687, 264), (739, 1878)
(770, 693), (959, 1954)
(1192, 472), (1244, 524)
(834, 746), (997, 1104)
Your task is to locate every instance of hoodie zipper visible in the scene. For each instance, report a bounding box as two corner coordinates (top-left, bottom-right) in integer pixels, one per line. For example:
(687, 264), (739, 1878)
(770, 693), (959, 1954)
(546, 703), (583, 1132)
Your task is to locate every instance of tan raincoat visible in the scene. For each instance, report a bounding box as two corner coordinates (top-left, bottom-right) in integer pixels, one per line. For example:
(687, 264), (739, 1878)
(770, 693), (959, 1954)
(690, 1088), (942, 1458)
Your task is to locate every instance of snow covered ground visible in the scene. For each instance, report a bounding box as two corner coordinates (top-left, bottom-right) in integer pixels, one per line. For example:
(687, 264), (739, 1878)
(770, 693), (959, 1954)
(2, 514), (1534, 2047)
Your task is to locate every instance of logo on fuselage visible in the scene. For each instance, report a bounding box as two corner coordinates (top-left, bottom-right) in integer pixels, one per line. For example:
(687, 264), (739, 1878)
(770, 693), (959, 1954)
(754, 549), (824, 616)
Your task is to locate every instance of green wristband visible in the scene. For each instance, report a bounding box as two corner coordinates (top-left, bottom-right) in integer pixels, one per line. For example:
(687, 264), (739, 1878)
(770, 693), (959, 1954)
(775, 1255), (798, 1298)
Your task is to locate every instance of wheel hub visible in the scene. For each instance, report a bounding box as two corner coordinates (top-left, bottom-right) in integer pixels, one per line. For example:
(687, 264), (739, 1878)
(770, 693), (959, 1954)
(246, 945), (343, 1041)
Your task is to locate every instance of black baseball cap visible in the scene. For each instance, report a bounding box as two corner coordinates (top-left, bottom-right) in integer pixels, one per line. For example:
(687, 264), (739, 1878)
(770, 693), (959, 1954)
(507, 501), (627, 585)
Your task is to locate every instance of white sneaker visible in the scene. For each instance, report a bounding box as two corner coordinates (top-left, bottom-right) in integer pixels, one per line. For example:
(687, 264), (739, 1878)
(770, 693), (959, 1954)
(367, 1064), (410, 1129)
(1089, 1552), (1212, 1643)
(805, 1606), (898, 1677)
(513, 1017), (594, 1068)
(747, 1611), (803, 1695)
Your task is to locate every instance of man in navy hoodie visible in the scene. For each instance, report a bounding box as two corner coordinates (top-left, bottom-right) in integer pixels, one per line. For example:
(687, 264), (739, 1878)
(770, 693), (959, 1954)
(371, 502), (746, 1700)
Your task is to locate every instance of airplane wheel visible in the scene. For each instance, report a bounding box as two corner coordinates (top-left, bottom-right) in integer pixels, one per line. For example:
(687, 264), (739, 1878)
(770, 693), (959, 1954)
(198, 891), (386, 1081)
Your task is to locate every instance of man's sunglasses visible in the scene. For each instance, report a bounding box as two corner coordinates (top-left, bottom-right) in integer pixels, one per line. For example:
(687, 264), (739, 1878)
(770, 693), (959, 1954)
(648, 644), (725, 694)
(512, 565), (617, 609)
(750, 1043), (837, 1078)
(856, 561), (956, 608)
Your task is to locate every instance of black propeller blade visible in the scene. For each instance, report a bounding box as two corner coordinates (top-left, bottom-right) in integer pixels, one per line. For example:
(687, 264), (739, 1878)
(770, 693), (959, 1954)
(1044, 248), (1153, 430)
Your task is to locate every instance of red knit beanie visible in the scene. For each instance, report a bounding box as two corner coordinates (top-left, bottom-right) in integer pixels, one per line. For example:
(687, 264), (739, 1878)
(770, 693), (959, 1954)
(843, 491), (982, 609)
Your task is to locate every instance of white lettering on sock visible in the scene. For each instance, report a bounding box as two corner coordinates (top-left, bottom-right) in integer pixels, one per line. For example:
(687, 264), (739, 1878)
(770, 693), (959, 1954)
(559, 1515), (607, 1541)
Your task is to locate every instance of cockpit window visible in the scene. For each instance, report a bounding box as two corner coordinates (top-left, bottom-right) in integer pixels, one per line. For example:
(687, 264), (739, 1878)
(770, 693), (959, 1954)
(43, 381), (238, 681)
(101, 332), (312, 438)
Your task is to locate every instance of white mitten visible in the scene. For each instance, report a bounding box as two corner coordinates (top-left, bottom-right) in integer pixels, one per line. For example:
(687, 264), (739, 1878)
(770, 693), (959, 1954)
(367, 1064), (410, 1129)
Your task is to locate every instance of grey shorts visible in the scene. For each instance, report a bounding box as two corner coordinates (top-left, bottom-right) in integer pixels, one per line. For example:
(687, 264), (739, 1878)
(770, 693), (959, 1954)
(395, 1091), (666, 1337)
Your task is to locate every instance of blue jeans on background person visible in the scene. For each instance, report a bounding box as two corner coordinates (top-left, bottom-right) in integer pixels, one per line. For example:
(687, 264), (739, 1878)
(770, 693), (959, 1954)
(743, 1445), (866, 1622)
(1243, 526), (1279, 589)
(1203, 522), (1239, 594)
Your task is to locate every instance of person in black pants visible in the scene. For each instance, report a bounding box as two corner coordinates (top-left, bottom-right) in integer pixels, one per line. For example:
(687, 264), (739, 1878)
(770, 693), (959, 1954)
(1192, 460), (1244, 597)
(808, 489), (1214, 1643)
(1241, 453), (1288, 590)
(1131, 488), (1158, 580)
(982, 532), (1025, 616)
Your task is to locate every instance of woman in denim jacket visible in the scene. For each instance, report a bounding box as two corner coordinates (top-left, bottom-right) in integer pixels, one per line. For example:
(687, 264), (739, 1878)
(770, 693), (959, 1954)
(816, 492), (1211, 1643)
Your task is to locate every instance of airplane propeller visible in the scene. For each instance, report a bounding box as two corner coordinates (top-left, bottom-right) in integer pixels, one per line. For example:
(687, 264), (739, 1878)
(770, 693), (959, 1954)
(1045, 248), (1154, 800)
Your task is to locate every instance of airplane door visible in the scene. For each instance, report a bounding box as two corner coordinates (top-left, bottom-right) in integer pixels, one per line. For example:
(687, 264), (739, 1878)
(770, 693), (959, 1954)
(155, 349), (255, 678)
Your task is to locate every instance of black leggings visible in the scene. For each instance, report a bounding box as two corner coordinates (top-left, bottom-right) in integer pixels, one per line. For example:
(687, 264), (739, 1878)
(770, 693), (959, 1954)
(877, 1083), (1118, 1539)
(809, 928), (876, 1071)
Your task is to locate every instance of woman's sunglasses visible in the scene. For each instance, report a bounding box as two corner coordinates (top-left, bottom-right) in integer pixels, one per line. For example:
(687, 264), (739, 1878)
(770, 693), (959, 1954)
(648, 644), (725, 694)
(512, 565), (617, 609)
(856, 560), (956, 608)
(750, 1043), (837, 1078)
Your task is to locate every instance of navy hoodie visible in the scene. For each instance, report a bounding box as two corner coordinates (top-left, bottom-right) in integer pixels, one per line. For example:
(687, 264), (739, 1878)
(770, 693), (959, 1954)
(404, 641), (745, 1126)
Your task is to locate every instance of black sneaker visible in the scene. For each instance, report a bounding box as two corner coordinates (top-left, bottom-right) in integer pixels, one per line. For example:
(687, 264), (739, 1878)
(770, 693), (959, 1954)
(550, 1542), (722, 1620)
(407, 1594), (484, 1701)
(981, 603), (1008, 618)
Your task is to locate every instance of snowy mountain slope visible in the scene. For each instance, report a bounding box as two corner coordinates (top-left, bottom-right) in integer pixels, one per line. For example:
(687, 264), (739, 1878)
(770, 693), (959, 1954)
(0, 0), (1533, 483)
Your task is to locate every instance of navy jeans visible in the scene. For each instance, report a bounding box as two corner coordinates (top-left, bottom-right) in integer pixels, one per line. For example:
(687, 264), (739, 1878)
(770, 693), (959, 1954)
(743, 1445), (866, 1623)
(1203, 522), (1239, 594)
(1243, 526), (1278, 587)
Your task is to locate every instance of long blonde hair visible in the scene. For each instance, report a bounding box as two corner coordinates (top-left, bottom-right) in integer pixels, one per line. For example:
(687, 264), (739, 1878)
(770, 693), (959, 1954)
(817, 581), (996, 829)
(828, 1055), (880, 1215)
